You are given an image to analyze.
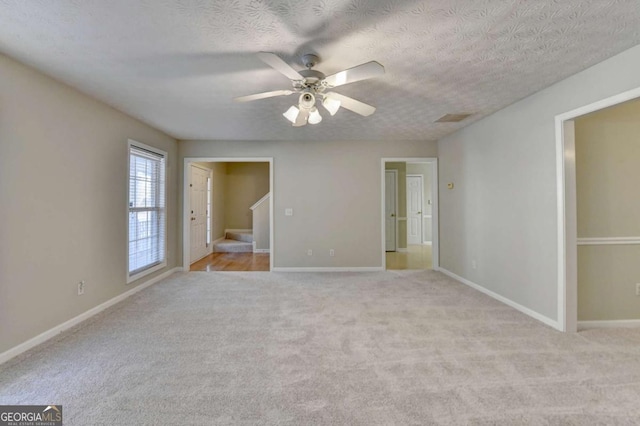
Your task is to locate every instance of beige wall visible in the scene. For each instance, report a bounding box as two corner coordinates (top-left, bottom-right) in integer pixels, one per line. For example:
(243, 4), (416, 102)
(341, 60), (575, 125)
(575, 99), (640, 321)
(224, 162), (270, 230)
(438, 43), (640, 323)
(179, 140), (437, 268)
(0, 53), (178, 354)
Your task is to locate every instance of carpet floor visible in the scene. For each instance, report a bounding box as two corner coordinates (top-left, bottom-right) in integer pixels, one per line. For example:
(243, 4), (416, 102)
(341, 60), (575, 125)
(1, 271), (640, 425)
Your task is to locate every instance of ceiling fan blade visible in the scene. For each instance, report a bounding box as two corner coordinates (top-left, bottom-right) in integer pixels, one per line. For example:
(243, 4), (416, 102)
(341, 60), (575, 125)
(257, 52), (304, 81)
(293, 109), (309, 127)
(233, 90), (293, 103)
(324, 61), (385, 88)
(325, 92), (376, 116)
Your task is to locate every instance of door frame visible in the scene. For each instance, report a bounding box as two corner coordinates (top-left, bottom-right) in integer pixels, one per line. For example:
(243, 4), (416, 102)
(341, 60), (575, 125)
(384, 169), (398, 252)
(556, 86), (640, 332)
(189, 163), (213, 264)
(406, 174), (424, 246)
(381, 158), (439, 270)
(183, 157), (274, 271)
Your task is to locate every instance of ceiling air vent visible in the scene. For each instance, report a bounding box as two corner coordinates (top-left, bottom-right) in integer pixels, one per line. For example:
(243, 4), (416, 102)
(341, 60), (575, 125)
(435, 113), (473, 123)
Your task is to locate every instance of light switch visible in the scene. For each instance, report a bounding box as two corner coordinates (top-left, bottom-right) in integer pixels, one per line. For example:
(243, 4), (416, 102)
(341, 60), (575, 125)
(285, 208), (293, 216)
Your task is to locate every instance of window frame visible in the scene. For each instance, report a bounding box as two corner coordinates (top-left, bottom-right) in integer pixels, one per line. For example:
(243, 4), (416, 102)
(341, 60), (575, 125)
(126, 139), (168, 283)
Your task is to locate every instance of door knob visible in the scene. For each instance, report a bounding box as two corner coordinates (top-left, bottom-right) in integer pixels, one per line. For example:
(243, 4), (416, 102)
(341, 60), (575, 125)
(391, 213), (395, 217)
(418, 211), (422, 215)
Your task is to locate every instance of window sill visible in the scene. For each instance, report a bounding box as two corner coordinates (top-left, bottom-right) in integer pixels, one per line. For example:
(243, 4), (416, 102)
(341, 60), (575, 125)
(127, 261), (167, 284)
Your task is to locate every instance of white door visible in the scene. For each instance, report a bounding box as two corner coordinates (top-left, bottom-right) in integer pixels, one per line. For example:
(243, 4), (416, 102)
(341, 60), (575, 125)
(190, 165), (209, 263)
(407, 175), (423, 245)
(385, 170), (397, 251)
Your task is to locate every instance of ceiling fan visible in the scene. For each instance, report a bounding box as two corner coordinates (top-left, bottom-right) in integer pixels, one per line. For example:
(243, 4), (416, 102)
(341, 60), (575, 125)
(234, 52), (385, 127)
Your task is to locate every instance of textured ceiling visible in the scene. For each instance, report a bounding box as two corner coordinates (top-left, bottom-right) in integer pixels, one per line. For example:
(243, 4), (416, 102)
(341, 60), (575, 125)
(1, 0), (640, 141)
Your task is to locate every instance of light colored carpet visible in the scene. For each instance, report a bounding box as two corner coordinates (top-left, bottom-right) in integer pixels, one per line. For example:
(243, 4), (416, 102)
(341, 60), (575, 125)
(1, 271), (640, 425)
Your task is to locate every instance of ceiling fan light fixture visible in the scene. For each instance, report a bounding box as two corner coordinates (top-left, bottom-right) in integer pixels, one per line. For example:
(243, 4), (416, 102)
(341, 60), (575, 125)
(308, 107), (322, 124)
(322, 97), (341, 116)
(299, 92), (316, 109)
(283, 105), (300, 124)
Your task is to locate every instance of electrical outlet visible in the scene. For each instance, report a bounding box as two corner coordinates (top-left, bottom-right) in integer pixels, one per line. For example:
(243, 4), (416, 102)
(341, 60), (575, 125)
(307, 249), (312, 256)
(472, 260), (477, 269)
(78, 280), (85, 296)
(636, 283), (640, 296)
(329, 249), (335, 257)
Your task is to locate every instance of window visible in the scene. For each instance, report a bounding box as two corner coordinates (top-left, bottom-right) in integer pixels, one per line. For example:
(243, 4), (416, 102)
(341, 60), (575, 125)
(127, 141), (167, 281)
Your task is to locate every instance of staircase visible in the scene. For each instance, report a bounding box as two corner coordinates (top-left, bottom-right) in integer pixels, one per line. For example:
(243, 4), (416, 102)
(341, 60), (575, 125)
(213, 231), (253, 253)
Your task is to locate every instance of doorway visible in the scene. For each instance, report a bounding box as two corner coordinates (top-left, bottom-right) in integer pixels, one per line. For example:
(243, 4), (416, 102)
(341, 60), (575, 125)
(381, 158), (439, 270)
(557, 87), (640, 332)
(183, 157), (274, 272)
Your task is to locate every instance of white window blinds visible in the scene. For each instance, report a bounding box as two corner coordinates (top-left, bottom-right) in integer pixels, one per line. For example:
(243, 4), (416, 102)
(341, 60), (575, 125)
(128, 143), (166, 278)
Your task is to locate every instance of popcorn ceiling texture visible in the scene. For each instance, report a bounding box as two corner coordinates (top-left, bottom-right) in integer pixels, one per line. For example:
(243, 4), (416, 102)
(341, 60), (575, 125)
(1, 271), (640, 424)
(1, 0), (639, 140)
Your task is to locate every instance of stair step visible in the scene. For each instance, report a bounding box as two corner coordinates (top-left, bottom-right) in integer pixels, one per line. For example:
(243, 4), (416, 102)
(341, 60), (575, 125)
(225, 231), (253, 243)
(214, 239), (253, 253)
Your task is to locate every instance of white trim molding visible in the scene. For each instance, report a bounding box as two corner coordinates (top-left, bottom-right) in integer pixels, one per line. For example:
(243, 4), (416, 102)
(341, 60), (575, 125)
(439, 268), (561, 331)
(578, 320), (640, 331)
(0, 267), (181, 366)
(577, 237), (640, 245)
(250, 193), (270, 211)
(272, 267), (384, 272)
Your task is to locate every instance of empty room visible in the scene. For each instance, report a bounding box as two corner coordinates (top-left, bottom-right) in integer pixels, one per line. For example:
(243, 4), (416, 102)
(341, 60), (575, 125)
(1, 1), (640, 424)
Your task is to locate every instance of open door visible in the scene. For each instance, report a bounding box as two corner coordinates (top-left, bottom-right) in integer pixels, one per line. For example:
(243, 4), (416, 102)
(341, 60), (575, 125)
(385, 170), (397, 251)
(406, 175), (423, 245)
(189, 164), (210, 263)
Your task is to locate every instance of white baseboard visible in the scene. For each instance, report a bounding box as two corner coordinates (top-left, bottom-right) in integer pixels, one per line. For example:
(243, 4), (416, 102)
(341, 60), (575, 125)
(272, 267), (384, 272)
(253, 249), (270, 253)
(212, 236), (225, 244)
(0, 267), (181, 366)
(396, 248), (408, 253)
(422, 241), (433, 246)
(225, 229), (252, 233)
(578, 319), (640, 331)
(438, 268), (561, 331)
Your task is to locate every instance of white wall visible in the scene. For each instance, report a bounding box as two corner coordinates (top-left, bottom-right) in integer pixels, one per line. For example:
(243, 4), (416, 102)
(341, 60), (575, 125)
(252, 196), (270, 251)
(438, 44), (640, 324)
(180, 140), (437, 268)
(0, 53), (178, 354)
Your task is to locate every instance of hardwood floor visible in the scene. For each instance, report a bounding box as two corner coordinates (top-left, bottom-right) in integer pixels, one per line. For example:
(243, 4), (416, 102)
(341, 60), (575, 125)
(190, 252), (270, 271)
(386, 244), (432, 270)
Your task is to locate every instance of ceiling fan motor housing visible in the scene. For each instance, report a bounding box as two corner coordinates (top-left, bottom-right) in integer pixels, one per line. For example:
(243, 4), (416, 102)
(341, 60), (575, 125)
(301, 53), (320, 69)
